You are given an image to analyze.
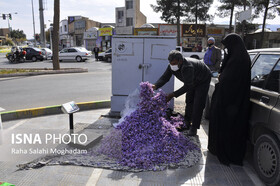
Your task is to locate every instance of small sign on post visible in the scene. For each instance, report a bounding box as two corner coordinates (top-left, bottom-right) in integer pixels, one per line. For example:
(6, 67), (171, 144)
(61, 101), (79, 134)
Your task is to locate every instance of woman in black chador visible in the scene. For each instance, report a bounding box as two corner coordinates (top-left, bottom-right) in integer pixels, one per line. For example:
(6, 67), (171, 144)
(208, 33), (251, 165)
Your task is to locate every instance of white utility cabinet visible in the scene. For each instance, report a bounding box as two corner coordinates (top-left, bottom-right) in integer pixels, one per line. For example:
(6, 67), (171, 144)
(111, 36), (176, 115)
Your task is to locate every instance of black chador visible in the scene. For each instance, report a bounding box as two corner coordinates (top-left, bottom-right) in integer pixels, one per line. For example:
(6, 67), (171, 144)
(208, 33), (251, 166)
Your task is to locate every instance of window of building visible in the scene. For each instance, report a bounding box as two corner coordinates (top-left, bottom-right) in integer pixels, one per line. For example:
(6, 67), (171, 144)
(64, 25), (67, 32)
(126, 17), (133, 26)
(126, 0), (133, 9)
(118, 11), (124, 23)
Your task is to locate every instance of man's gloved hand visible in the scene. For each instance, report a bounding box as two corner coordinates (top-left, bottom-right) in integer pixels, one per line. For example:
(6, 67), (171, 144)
(166, 93), (175, 102)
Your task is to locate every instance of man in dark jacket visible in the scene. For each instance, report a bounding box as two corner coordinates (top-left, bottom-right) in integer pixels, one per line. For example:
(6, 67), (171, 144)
(204, 37), (222, 72)
(153, 50), (212, 136)
(93, 46), (99, 61)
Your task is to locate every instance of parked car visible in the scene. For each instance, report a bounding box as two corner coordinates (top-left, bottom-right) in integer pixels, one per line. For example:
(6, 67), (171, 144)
(55, 47), (92, 62)
(41, 48), (52, 60)
(104, 49), (112, 62)
(98, 48), (111, 61)
(205, 48), (280, 185)
(23, 47), (45, 62)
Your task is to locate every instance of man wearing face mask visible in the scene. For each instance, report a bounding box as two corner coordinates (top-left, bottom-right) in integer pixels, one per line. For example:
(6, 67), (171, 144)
(203, 37), (222, 72)
(152, 50), (212, 136)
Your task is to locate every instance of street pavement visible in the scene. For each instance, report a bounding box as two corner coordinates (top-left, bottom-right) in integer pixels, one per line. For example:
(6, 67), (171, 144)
(0, 54), (112, 111)
(0, 101), (265, 186)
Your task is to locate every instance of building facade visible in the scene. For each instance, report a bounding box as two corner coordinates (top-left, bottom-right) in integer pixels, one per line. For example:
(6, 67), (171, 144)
(59, 19), (70, 48)
(245, 31), (280, 49)
(68, 16), (101, 47)
(115, 0), (146, 35)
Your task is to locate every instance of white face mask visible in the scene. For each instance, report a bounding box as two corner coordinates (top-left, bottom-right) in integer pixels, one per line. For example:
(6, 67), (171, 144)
(170, 64), (179, 71)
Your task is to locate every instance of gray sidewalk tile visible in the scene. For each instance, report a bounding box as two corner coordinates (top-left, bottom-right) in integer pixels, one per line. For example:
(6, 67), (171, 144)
(0, 108), (265, 186)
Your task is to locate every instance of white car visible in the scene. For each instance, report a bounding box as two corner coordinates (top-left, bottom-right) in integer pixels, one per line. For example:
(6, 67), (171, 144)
(41, 48), (53, 60)
(98, 48), (111, 61)
(57, 47), (92, 62)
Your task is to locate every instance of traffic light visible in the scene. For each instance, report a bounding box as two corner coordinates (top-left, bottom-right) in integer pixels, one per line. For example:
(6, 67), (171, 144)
(9, 14), (12, 20)
(2, 14), (6, 20)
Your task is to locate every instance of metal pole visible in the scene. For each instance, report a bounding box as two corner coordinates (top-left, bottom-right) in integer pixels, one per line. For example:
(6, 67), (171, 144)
(69, 113), (74, 134)
(234, 12), (238, 33)
(50, 26), (53, 50)
(7, 17), (10, 31)
(31, 0), (36, 47)
(39, 0), (46, 48)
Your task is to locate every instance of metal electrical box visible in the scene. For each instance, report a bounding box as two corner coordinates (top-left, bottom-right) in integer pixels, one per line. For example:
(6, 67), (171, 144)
(111, 36), (176, 115)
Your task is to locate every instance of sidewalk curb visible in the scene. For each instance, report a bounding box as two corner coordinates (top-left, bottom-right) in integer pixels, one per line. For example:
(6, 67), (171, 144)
(0, 68), (88, 78)
(0, 100), (111, 121)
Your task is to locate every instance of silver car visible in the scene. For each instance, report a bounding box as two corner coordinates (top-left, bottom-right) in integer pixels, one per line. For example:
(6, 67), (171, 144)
(205, 48), (280, 185)
(57, 47), (92, 62)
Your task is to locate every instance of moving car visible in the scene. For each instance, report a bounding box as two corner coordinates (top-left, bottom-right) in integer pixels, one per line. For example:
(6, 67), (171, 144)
(56, 47), (92, 62)
(98, 48), (111, 61)
(41, 48), (52, 60)
(23, 47), (45, 62)
(205, 48), (280, 186)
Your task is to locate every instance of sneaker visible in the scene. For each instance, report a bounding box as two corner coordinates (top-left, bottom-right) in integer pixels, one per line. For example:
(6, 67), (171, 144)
(187, 126), (197, 136)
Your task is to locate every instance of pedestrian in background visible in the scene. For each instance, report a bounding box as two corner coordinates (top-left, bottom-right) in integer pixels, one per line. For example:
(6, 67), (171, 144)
(208, 33), (251, 166)
(203, 37), (222, 72)
(93, 46), (99, 61)
(153, 50), (212, 136)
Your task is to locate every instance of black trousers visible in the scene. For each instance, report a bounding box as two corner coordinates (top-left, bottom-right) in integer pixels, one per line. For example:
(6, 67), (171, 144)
(185, 77), (211, 129)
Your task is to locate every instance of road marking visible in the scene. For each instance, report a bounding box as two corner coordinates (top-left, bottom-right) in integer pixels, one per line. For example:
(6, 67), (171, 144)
(6, 119), (29, 131)
(86, 168), (103, 186)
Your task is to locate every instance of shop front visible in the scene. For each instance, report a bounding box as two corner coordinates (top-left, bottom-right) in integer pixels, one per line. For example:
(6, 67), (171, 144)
(134, 28), (158, 35)
(84, 27), (98, 51)
(99, 27), (114, 52)
(206, 27), (225, 48)
(181, 24), (206, 52)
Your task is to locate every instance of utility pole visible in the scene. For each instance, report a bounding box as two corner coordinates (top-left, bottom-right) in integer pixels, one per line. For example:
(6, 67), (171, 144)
(39, 0), (46, 48)
(31, 0), (36, 47)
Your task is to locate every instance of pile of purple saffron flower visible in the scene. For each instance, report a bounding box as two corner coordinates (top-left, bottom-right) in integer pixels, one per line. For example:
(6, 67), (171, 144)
(98, 82), (199, 170)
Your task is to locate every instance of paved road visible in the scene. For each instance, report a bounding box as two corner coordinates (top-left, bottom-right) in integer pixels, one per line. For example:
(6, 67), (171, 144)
(0, 54), (112, 111)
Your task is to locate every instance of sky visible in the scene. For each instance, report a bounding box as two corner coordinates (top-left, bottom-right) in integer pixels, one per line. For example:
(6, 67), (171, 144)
(0, 0), (279, 39)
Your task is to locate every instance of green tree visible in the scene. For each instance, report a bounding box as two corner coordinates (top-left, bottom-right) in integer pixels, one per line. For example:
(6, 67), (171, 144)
(35, 33), (40, 42)
(217, 0), (248, 33)
(10, 29), (26, 40)
(251, 0), (280, 47)
(151, 0), (191, 45)
(10, 29), (27, 45)
(236, 20), (258, 34)
(45, 30), (50, 43)
(5, 38), (15, 46)
(186, 0), (213, 41)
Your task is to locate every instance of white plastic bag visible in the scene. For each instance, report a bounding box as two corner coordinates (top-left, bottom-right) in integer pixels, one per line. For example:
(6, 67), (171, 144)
(113, 88), (140, 128)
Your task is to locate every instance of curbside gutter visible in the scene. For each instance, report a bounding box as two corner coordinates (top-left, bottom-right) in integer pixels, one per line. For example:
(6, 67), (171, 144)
(0, 100), (111, 121)
(0, 68), (88, 78)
